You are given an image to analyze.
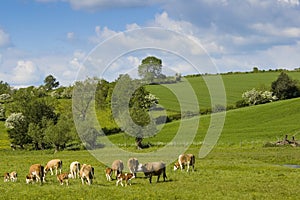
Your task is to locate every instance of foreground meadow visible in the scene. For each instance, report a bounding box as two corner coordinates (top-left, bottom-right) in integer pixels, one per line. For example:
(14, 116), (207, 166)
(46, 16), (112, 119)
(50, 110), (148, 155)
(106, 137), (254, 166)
(1, 145), (300, 199)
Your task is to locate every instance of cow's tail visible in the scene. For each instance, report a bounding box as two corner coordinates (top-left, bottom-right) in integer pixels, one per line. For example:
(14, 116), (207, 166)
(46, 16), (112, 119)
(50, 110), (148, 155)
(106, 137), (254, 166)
(40, 165), (45, 184)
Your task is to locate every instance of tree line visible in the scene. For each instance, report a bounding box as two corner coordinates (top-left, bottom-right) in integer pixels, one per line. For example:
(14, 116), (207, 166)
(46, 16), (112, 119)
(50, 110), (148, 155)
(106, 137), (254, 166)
(1, 56), (178, 151)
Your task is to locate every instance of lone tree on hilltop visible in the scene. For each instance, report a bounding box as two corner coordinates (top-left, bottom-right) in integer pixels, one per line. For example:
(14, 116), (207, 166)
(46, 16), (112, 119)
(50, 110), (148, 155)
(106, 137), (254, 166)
(271, 72), (300, 100)
(138, 56), (163, 82)
(44, 75), (59, 91)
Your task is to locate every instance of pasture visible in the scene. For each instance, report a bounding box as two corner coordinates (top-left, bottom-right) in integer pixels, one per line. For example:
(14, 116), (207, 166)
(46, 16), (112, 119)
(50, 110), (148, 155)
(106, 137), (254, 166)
(1, 146), (300, 199)
(1, 97), (300, 199)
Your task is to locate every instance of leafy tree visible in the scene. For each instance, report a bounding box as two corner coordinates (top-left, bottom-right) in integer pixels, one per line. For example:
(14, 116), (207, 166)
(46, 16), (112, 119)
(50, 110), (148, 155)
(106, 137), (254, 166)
(0, 81), (11, 94)
(112, 74), (158, 143)
(44, 115), (74, 152)
(5, 113), (30, 148)
(95, 79), (111, 109)
(44, 75), (59, 91)
(242, 88), (277, 105)
(271, 72), (300, 100)
(138, 56), (163, 82)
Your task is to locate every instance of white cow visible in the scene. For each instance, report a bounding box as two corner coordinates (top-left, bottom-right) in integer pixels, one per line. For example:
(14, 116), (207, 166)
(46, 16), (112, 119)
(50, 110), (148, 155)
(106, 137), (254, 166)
(69, 161), (80, 179)
(111, 160), (124, 178)
(127, 158), (139, 177)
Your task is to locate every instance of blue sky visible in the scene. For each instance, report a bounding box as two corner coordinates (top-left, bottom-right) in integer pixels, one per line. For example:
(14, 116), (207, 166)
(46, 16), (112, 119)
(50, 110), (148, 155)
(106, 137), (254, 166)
(0, 0), (300, 87)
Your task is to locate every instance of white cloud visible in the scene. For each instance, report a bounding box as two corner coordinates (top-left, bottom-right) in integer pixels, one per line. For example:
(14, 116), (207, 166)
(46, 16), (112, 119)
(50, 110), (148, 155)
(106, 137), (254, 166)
(89, 26), (119, 44)
(8, 60), (40, 85)
(278, 0), (300, 6)
(251, 23), (300, 38)
(67, 32), (75, 40)
(0, 29), (11, 48)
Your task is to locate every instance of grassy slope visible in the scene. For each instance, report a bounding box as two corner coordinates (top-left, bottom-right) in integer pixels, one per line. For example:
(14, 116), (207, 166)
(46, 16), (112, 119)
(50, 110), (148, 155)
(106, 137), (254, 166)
(107, 97), (300, 149)
(146, 71), (300, 112)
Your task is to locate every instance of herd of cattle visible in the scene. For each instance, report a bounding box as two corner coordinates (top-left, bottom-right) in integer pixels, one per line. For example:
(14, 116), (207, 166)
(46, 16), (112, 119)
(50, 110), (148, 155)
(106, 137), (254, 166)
(3, 153), (195, 187)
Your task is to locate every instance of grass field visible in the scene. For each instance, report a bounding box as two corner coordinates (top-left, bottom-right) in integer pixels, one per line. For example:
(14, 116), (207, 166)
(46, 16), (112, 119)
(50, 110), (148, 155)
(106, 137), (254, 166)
(0, 146), (300, 199)
(1, 97), (300, 199)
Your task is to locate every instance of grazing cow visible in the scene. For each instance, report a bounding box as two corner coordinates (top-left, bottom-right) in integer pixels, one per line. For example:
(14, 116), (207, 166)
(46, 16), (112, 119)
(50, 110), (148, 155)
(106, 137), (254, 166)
(79, 164), (94, 185)
(174, 154), (195, 172)
(9, 171), (17, 182)
(44, 159), (62, 175)
(57, 172), (70, 186)
(112, 160), (124, 178)
(127, 158), (139, 177)
(141, 162), (167, 183)
(27, 164), (45, 184)
(70, 161), (81, 179)
(105, 167), (113, 181)
(116, 173), (135, 187)
(4, 172), (10, 182)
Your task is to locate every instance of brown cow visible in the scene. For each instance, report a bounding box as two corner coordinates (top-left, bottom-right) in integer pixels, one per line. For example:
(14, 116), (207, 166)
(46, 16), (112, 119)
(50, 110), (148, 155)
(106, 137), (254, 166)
(3, 172), (10, 182)
(57, 172), (71, 185)
(105, 167), (113, 181)
(9, 171), (18, 182)
(141, 161), (167, 183)
(112, 160), (124, 178)
(174, 154), (195, 172)
(44, 159), (62, 175)
(116, 173), (135, 187)
(26, 164), (45, 184)
(79, 164), (94, 185)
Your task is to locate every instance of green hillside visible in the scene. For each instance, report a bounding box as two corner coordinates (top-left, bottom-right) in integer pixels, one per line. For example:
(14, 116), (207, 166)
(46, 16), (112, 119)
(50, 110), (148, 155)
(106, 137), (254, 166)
(146, 71), (300, 112)
(107, 97), (300, 147)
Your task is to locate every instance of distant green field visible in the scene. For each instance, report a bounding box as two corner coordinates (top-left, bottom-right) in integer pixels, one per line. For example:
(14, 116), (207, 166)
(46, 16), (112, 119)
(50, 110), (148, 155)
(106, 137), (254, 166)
(146, 71), (300, 112)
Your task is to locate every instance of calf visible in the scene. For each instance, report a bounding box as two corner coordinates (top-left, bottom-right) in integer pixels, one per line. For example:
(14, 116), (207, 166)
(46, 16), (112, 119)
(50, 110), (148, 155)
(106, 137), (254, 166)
(57, 172), (70, 186)
(142, 161), (167, 183)
(79, 164), (94, 185)
(27, 164), (45, 184)
(10, 171), (17, 182)
(174, 154), (195, 172)
(70, 161), (80, 179)
(3, 172), (10, 182)
(25, 174), (36, 184)
(44, 159), (62, 175)
(127, 157), (139, 177)
(105, 167), (113, 181)
(111, 160), (124, 178)
(116, 173), (135, 187)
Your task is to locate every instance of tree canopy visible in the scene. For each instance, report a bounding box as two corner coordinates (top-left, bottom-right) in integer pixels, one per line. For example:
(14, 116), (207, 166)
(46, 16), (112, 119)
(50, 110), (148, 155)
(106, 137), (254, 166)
(271, 72), (300, 100)
(138, 56), (163, 82)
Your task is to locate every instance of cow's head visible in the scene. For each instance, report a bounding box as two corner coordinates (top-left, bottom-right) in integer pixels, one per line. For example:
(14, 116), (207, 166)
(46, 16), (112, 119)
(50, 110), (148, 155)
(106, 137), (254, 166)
(173, 162), (180, 171)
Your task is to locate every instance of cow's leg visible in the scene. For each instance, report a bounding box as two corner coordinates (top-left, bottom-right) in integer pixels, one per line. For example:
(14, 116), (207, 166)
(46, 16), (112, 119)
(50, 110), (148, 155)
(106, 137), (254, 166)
(179, 161), (183, 171)
(81, 177), (84, 185)
(157, 175), (160, 182)
(149, 175), (152, 183)
(50, 168), (54, 175)
(187, 164), (190, 172)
